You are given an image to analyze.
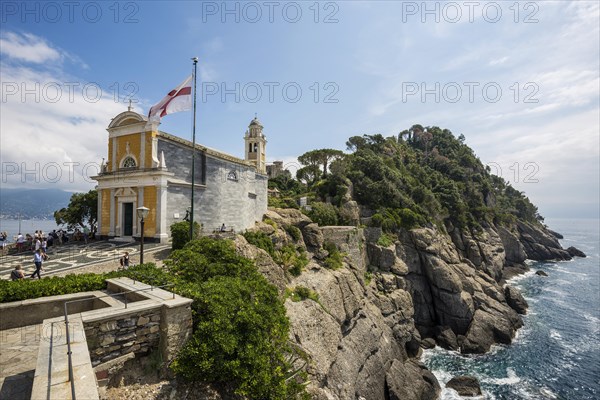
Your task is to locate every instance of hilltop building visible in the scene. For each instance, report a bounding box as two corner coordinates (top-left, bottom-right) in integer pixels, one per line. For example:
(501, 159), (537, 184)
(93, 111), (268, 242)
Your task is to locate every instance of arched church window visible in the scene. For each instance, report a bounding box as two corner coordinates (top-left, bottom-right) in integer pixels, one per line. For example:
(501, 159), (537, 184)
(122, 156), (137, 169)
(253, 143), (258, 152)
(227, 171), (238, 181)
(249, 143), (253, 153)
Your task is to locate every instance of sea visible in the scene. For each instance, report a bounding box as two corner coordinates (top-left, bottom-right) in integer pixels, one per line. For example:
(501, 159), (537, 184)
(0, 219), (62, 242)
(422, 218), (600, 400)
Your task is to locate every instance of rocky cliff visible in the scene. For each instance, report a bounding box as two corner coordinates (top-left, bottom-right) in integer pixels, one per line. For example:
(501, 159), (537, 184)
(233, 208), (575, 400)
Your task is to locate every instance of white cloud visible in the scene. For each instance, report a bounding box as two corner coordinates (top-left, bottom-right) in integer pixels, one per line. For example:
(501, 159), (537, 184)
(0, 33), (128, 192)
(0, 32), (61, 64)
(488, 56), (508, 66)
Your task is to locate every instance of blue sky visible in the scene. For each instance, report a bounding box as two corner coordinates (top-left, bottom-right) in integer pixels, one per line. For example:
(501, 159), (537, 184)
(1, 1), (598, 218)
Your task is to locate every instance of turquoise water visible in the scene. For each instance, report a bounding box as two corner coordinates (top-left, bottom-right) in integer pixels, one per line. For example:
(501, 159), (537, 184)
(423, 219), (600, 400)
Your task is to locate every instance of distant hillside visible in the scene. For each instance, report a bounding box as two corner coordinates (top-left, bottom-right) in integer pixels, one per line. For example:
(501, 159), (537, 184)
(0, 188), (73, 219)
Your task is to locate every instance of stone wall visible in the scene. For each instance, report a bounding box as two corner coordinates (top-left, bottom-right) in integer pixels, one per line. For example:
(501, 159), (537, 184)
(161, 135), (268, 234)
(85, 308), (162, 366)
(0, 291), (111, 330)
(160, 303), (193, 363)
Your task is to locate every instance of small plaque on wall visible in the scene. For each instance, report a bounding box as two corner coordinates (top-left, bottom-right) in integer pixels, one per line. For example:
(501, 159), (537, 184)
(174, 213), (180, 219)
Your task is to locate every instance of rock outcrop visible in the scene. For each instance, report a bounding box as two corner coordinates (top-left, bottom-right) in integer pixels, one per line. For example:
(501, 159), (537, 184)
(567, 246), (586, 258)
(235, 208), (574, 399)
(504, 285), (528, 315)
(446, 376), (482, 397)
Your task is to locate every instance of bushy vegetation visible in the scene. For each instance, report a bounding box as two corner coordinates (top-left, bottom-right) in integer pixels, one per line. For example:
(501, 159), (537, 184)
(286, 286), (320, 302)
(377, 233), (394, 247)
(268, 196), (300, 209)
(323, 241), (344, 270)
(242, 230), (275, 256)
(0, 264), (167, 303)
(170, 221), (201, 250)
(167, 238), (307, 398)
(300, 126), (543, 231)
(284, 225), (302, 241)
(305, 202), (339, 226)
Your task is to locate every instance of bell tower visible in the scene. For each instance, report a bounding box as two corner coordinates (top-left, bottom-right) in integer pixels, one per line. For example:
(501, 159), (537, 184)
(244, 116), (267, 174)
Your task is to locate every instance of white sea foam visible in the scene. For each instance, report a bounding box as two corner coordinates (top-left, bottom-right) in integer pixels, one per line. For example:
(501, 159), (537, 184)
(539, 387), (558, 399)
(506, 270), (536, 285)
(549, 329), (563, 342)
(483, 368), (521, 386)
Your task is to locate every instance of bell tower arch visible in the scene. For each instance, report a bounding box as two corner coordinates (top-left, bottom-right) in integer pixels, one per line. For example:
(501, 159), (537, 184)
(244, 116), (267, 174)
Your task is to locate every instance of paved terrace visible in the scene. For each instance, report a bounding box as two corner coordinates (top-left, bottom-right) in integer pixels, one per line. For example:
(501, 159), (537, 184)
(0, 240), (169, 279)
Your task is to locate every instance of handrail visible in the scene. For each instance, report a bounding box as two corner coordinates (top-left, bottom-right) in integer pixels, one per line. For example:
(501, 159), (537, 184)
(62, 278), (175, 400)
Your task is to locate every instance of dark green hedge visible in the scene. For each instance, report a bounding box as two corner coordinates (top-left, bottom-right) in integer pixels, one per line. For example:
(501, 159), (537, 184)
(0, 264), (166, 303)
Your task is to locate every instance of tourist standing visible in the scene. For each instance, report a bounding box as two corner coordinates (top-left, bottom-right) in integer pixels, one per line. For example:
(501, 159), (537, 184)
(16, 233), (24, 253)
(83, 226), (90, 244)
(31, 249), (43, 279)
(10, 265), (25, 280)
(33, 237), (41, 252)
(41, 238), (47, 254)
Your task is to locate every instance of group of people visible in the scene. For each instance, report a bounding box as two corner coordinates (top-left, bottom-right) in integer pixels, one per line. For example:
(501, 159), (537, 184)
(8, 227), (93, 281)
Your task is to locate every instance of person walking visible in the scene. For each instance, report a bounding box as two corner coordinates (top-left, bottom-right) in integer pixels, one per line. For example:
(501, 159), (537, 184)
(31, 249), (43, 279)
(10, 265), (25, 280)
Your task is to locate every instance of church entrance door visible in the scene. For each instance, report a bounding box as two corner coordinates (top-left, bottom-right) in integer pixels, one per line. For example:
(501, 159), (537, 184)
(123, 203), (133, 236)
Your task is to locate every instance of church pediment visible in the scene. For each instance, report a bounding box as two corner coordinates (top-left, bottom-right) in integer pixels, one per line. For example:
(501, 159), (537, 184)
(114, 187), (137, 197)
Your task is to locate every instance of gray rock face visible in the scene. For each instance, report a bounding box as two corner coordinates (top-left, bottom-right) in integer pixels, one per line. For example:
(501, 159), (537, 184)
(249, 209), (437, 399)
(435, 326), (459, 351)
(446, 376), (482, 397)
(237, 208), (577, 398)
(339, 200), (360, 225)
(301, 223), (324, 249)
(517, 221), (572, 261)
(497, 226), (527, 265)
(567, 246), (586, 258)
(504, 285), (528, 314)
(386, 359), (441, 400)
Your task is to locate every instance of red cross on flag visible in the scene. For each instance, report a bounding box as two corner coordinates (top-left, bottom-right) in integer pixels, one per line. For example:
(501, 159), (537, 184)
(148, 75), (192, 121)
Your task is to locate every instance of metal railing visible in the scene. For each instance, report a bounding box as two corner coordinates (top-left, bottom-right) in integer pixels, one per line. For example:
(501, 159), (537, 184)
(62, 278), (175, 400)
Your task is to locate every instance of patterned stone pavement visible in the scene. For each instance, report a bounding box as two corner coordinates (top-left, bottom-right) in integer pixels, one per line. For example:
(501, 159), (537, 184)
(0, 241), (169, 279)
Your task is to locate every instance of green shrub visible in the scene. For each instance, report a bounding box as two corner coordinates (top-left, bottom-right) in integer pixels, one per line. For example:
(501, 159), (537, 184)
(166, 237), (306, 398)
(364, 271), (373, 285)
(0, 264), (168, 303)
(286, 286), (319, 302)
(242, 230), (275, 256)
(306, 202), (339, 226)
(170, 221), (201, 250)
(323, 241), (343, 270)
(289, 251), (309, 277)
(377, 233), (394, 247)
(284, 225), (302, 241)
(264, 218), (278, 229)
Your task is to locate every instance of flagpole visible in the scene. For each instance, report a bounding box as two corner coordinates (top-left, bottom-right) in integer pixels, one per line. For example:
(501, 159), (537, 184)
(190, 57), (198, 241)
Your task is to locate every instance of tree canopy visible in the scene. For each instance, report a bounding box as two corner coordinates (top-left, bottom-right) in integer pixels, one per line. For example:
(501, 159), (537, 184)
(286, 126), (543, 232)
(54, 189), (98, 230)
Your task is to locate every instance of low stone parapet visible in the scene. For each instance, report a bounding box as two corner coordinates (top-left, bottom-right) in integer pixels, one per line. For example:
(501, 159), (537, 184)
(29, 277), (193, 399)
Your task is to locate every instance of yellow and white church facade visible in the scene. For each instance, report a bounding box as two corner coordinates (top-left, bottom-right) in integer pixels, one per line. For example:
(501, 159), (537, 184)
(93, 110), (268, 243)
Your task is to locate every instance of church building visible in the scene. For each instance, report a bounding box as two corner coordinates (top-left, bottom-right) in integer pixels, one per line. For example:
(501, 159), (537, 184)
(93, 109), (268, 243)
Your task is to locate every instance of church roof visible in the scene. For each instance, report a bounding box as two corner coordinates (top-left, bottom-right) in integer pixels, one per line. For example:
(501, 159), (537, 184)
(249, 117), (262, 127)
(158, 131), (256, 169)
